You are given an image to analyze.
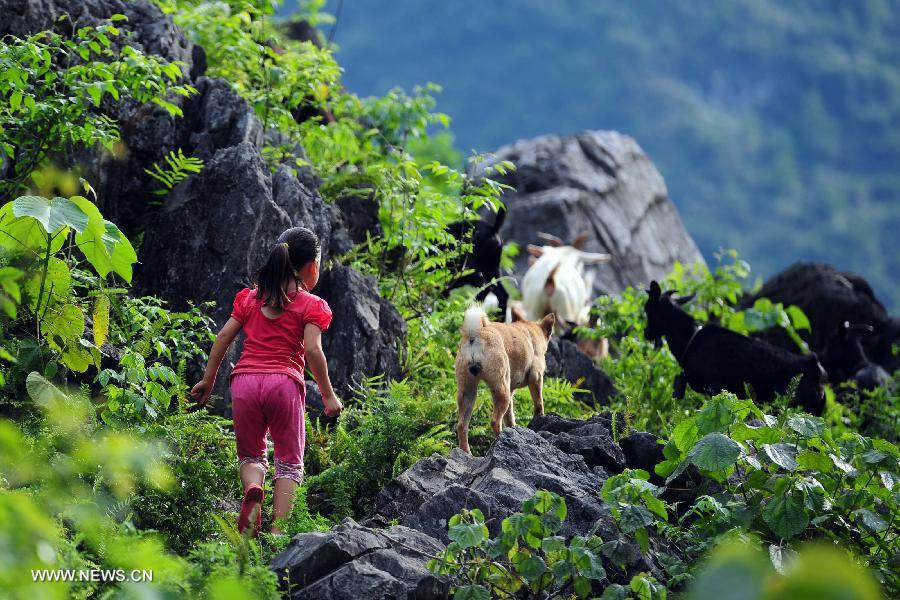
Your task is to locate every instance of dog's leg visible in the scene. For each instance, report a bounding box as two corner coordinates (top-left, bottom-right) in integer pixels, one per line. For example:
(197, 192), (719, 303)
(527, 373), (545, 417)
(503, 398), (516, 428)
(488, 381), (512, 437)
(456, 378), (478, 454)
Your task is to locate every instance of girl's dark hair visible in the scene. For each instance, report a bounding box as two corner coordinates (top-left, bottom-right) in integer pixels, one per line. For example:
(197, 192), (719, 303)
(254, 227), (321, 308)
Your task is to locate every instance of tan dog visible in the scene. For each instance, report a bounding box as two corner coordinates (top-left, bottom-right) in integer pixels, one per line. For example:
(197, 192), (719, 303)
(455, 305), (555, 453)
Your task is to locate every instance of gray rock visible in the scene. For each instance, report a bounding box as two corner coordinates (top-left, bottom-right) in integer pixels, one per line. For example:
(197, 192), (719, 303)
(369, 427), (619, 544)
(472, 131), (705, 295)
(545, 338), (617, 405)
(270, 519), (449, 600)
(315, 265), (408, 398)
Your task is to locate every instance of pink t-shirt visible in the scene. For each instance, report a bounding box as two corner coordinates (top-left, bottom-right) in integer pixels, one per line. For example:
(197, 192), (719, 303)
(229, 287), (333, 385)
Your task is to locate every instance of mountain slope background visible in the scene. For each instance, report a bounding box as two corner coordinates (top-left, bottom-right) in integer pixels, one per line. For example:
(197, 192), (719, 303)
(282, 0), (899, 308)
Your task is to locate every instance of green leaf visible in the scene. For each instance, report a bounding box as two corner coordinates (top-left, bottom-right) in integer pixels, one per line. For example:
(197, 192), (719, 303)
(672, 417), (699, 453)
(852, 508), (887, 533)
(517, 555), (547, 582)
(25, 371), (66, 407)
(763, 443), (798, 471)
(762, 494), (808, 539)
(43, 303), (85, 346)
(13, 195), (89, 234)
(92, 294), (110, 348)
(786, 414), (824, 438)
(601, 584), (629, 600)
(448, 522), (488, 549)
(796, 450), (833, 473)
(601, 539), (641, 569)
(688, 433), (741, 471)
(618, 504), (655, 533)
(453, 585), (490, 600)
(24, 257), (72, 311)
(786, 305), (811, 331)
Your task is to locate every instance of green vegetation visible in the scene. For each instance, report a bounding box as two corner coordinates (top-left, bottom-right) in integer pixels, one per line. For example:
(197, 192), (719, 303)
(313, 0), (900, 308)
(1, 1), (897, 598)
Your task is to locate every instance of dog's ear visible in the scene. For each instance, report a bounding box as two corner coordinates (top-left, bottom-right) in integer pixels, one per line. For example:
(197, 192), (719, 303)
(539, 313), (555, 338)
(510, 306), (526, 322)
(648, 280), (661, 301)
(527, 244), (544, 258)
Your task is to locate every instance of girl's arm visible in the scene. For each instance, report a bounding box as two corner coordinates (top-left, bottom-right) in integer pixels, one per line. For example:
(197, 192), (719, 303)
(304, 323), (343, 417)
(190, 317), (243, 405)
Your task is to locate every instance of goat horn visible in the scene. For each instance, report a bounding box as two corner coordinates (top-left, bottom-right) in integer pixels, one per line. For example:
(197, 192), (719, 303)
(537, 232), (563, 246)
(571, 232), (590, 249)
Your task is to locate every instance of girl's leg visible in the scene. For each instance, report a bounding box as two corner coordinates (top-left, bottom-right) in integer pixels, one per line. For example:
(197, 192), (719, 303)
(240, 461), (266, 490)
(272, 478), (299, 531)
(263, 374), (306, 534)
(232, 375), (269, 534)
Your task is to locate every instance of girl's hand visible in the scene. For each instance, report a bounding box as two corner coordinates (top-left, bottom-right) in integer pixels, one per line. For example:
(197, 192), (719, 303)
(323, 394), (343, 417)
(190, 378), (213, 406)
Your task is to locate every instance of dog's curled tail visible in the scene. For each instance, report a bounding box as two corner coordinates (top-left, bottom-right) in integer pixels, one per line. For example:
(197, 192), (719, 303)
(462, 305), (488, 338)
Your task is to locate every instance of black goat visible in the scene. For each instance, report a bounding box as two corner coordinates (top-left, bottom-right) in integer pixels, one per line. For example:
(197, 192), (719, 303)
(443, 208), (508, 315)
(821, 322), (890, 390)
(644, 281), (826, 414)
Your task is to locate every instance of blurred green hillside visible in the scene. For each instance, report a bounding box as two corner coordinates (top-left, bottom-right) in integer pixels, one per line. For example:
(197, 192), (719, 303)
(285, 0), (899, 308)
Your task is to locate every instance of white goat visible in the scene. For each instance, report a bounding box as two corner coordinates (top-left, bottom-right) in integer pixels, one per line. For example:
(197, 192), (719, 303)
(521, 233), (611, 325)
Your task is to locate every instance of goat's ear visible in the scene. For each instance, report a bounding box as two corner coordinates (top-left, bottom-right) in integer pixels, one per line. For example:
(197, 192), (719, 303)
(539, 313), (556, 337)
(578, 251), (611, 264)
(648, 281), (661, 300)
(527, 244), (544, 258)
(848, 323), (876, 337)
(675, 292), (696, 306)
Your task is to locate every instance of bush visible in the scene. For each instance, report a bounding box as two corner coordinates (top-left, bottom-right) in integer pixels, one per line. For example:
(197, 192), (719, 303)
(131, 411), (241, 554)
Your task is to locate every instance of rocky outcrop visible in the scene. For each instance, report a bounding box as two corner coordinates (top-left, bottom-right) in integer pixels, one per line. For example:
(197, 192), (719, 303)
(472, 131), (705, 296)
(740, 262), (899, 373)
(314, 265), (407, 398)
(271, 520), (449, 600)
(273, 414), (702, 595)
(546, 338), (617, 405)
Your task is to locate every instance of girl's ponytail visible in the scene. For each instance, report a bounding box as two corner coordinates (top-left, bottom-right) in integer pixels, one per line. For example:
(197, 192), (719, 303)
(252, 227), (321, 308)
(255, 242), (296, 309)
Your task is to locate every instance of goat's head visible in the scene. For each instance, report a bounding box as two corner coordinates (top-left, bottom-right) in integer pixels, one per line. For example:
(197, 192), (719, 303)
(821, 321), (875, 380)
(644, 281), (695, 348)
(526, 232), (611, 268)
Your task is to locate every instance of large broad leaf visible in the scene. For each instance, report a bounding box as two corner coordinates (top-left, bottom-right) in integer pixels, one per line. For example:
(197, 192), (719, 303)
(763, 443), (798, 471)
(73, 203), (137, 282)
(688, 433), (741, 471)
(25, 371), (67, 407)
(453, 586), (491, 600)
(42, 303), (85, 347)
(786, 414), (824, 438)
(0, 201), (67, 254)
(762, 495), (808, 539)
(24, 256), (72, 311)
(12, 195), (89, 234)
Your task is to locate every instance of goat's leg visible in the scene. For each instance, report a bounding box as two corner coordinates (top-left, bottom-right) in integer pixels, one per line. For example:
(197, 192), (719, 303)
(527, 373), (545, 417)
(673, 372), (687, 399)
(476, 282), (509, 315)
(444, 271), (484, 297)
(456, 378), (478, 454)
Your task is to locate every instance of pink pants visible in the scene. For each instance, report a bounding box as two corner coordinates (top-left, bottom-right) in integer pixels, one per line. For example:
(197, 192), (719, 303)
(231, 373), (305, 483)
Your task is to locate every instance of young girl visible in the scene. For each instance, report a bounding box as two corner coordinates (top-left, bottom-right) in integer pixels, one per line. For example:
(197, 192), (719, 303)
(190, 227), (343, 536)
